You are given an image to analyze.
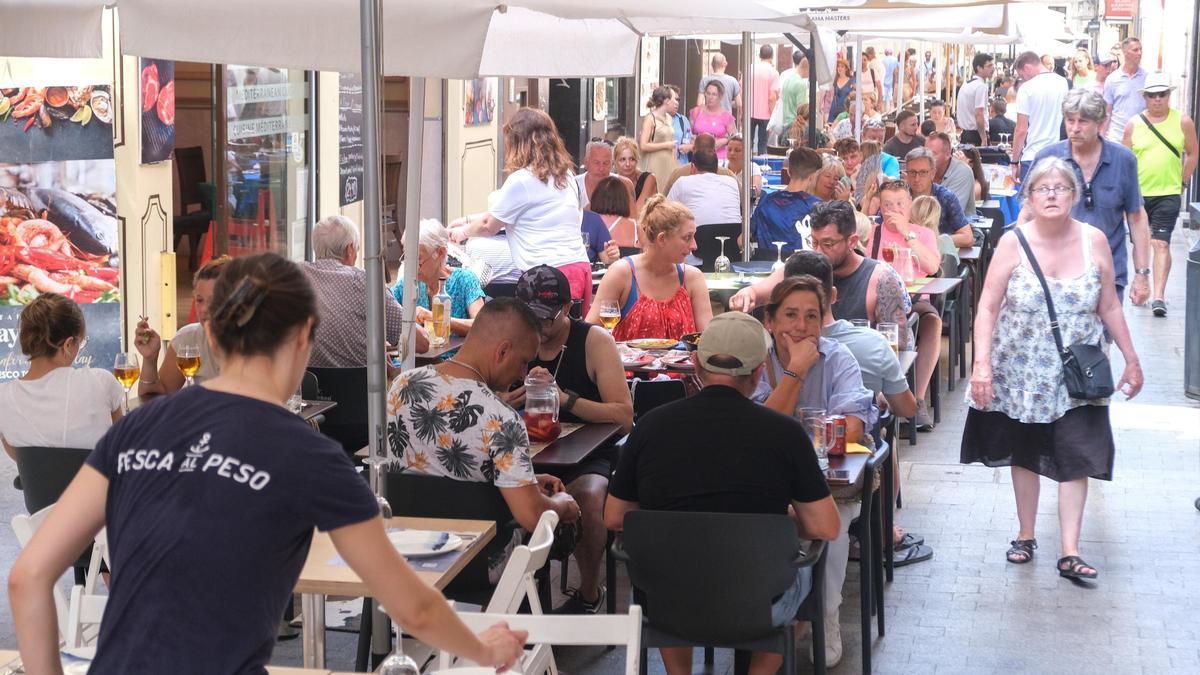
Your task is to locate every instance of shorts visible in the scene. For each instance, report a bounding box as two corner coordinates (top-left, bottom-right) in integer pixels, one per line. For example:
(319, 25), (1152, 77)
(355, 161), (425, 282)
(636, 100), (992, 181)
(557, 261), (594, 316)
(959, 129), (983, 146)
(544, 444), (617, 485)
(1143, 194), (1181, 242)
(770, 568), (813, 627)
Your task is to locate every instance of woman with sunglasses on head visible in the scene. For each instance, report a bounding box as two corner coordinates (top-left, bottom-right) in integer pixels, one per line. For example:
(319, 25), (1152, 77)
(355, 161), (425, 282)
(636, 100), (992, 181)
(9, 253), (527, 674)
(963, 157), (1142, 582)
(0, 294), (123, 459)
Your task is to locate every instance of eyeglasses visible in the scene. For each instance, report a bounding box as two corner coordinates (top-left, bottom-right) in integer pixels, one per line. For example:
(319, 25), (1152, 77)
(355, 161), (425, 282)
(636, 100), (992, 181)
(1145, 91), (1170, 99)
(904, 169), (931, 177)
(805, 235), (848, 251)
(1031, 185), (1075, 196)
(879, 179), (910, 192)
(589, 137), (615, 146)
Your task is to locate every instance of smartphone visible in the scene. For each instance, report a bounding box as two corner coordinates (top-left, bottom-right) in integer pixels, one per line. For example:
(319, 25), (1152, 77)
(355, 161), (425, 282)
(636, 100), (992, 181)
(827, 469), (851, 480)
(839, 176), (853, 189)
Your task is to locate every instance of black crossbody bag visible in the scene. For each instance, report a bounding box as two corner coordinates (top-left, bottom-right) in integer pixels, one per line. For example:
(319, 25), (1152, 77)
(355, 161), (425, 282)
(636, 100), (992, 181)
(1013, 229), (1114, 400)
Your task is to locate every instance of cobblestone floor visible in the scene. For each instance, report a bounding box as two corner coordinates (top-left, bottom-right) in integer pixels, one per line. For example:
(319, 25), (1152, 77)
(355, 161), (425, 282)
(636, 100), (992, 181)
(0, 231), (1195, 675)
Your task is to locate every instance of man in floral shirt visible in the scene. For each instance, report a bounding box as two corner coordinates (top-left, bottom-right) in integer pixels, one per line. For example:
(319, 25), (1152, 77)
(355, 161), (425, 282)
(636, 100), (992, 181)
(387, 298), (582, 535)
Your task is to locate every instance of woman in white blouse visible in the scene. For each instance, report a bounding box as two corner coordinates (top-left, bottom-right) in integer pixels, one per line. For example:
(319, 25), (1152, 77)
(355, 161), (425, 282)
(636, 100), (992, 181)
(0, 293), (122, 455)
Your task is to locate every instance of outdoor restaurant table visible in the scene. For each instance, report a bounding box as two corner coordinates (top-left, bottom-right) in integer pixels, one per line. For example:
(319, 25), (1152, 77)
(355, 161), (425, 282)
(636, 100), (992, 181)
(905, 276), (963, 298)
(297, 516), (496, 668)
(531, 422), (621, 469)
(825, 453), (868, 488)
(414, 334), (465, 365)
(127, 394), (336, 424)
(959, 246), (981, 261)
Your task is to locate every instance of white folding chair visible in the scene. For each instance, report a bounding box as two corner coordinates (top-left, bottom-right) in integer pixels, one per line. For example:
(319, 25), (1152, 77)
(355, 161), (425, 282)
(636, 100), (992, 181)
(435, 608), (643, 675)
(66, 584), (106, 650)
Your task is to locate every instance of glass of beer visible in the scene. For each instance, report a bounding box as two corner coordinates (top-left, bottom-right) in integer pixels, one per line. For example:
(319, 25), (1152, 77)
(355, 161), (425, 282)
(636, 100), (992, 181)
(113, 353), (140, 413)
(877, 322), (900, 354)
(597, 300), (621, 333)
(176, 344), (202, 387)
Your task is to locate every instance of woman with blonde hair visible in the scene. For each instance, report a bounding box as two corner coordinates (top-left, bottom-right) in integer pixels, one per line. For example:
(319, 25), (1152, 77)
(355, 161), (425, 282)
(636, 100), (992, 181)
(1069, 50), (1095, 89)
(613, 136), (657, 216)
(811, 155), (852, 202)
(450, 107), (592, 308)
(586, 196), (712, 341)
(788, 103), (829, 149)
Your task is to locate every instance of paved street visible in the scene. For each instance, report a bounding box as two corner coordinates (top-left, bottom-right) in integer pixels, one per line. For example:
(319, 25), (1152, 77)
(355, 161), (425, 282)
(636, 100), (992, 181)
(0, 229), (1196, 674)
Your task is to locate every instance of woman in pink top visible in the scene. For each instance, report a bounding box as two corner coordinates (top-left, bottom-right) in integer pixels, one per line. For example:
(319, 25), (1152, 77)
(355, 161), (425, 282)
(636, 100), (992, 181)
(689, 81), (737, 161)
(872, 179), (942, 277)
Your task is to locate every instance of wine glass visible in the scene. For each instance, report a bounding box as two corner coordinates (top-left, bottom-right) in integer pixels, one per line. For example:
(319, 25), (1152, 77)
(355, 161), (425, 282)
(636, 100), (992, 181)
(598, 299), (621, 333)
(376, 611), (419, 675)
(771, 241), (787, 272)
(113, 353), (140, 413)
(176, 344), (201, 388)
(713, 236), (731, 276)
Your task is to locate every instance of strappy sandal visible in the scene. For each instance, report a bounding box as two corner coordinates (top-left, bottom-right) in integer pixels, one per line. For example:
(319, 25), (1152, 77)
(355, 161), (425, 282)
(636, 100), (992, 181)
(1057, 555), (1098, 580)
(1005, 538), (1037, 564)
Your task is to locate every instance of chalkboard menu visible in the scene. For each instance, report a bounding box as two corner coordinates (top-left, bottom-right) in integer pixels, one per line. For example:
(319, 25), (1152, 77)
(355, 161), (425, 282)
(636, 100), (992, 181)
(0, 303), (120, 382)
(339, 72), (364, 206)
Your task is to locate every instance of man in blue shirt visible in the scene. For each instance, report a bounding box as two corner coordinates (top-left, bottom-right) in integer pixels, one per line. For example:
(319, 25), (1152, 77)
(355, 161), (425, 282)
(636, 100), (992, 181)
(749, 146), (824, 260)
(881, 49), (899, 111)
(903, 148), (973, 247)
(1028, 88), (1151, 304)
(1103, 37), (1147, 143)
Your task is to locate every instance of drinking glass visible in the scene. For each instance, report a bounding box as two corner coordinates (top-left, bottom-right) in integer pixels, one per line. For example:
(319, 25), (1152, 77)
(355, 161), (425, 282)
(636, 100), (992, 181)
(771, 241), (787, 272)
(800, 407), (828, 470)
(713, 236), (731, 276)
(113, 353), (140, 413)
(895, 248), (916, 284)
(176, 344), (201, 387)
(377, 623), (420, 675)
(598, 299), (621, 333)
(877, 322), (900, 354)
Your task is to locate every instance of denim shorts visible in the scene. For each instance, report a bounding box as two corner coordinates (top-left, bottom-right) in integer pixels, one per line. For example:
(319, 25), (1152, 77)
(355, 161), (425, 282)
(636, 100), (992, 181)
(770, 568), (813, 627)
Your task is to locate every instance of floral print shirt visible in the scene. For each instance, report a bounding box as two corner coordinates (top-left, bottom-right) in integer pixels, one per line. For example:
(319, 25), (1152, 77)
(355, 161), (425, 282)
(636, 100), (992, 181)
(386, 366), (535, 488)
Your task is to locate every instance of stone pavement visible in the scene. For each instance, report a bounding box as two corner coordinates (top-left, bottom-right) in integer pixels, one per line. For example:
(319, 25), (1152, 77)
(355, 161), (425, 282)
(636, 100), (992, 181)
(0, 233), (1196, 675)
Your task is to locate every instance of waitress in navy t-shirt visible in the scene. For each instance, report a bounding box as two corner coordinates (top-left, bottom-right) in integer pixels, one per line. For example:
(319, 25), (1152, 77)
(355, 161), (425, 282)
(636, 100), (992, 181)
(9, 253), (526, 675)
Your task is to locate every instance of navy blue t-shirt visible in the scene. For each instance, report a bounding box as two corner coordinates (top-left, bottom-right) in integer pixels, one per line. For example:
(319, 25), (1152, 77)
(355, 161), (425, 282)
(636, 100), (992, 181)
(581, 210), (614, 262)
(85, 387), (379, 674)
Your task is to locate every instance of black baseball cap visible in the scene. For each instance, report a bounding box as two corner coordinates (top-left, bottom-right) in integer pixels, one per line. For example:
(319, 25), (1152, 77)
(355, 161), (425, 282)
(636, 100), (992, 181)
(516, 265), (571, 320)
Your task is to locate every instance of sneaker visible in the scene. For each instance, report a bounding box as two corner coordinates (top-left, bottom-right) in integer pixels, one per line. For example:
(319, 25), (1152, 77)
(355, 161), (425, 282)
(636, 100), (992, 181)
(807, 616), (843, 668)
(914, 401), (934, 431)
(555, 585), (606, 614)
(1152, 300), (1167, 317)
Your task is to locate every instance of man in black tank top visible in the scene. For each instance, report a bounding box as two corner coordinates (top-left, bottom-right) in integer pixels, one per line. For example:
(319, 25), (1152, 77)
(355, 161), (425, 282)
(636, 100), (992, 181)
(509, 266), (634, 614)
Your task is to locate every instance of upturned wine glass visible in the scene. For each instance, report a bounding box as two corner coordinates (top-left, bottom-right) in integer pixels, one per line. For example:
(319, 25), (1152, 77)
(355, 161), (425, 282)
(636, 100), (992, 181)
(713, 236), (731, 276)
(771, 241), (787, 272)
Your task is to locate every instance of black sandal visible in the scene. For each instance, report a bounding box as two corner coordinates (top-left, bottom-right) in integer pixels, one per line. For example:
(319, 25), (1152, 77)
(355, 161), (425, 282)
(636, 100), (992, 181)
(1006, 539), (1037, 564)
(1057, 555), (1098, 580)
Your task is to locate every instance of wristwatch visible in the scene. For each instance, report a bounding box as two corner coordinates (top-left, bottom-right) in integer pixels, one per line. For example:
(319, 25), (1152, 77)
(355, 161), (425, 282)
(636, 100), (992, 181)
(905, 231), (918, 242)
(781, 368), (801, 380)
(563, 389), (580, 413)
(1135, 268), (1151, 276)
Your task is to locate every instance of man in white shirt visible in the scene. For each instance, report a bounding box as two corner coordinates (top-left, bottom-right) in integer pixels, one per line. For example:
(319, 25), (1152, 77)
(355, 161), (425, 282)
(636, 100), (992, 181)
(666, 149), (742, 226)
(1103, 37), (1147, 143)
(955, 53), (994, 146)
(575, 140), (634, 208)
(881, 49), (899, 111)
(1008, 50), (1068, 183)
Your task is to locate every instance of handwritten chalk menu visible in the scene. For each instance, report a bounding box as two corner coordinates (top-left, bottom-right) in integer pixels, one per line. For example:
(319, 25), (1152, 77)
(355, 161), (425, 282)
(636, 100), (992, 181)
(0, 303), (119, 382)
(339, 72), (364, 206)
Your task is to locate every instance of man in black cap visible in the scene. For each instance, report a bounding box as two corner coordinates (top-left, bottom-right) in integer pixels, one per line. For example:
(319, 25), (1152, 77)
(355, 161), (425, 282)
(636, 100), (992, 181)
(509, 265), (633, 614)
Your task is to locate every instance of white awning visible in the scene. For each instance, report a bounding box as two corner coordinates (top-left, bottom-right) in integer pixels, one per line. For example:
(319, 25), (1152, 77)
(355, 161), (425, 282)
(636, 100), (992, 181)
(0, 0), (106, 59)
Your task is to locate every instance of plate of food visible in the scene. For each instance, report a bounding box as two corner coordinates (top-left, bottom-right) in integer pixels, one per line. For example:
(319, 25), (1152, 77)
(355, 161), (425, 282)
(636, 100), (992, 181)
(660, 353), (694, 369)
(388, 530), (464, 558)
(679, 332), (702, 351)
(623, 338), (679, 350)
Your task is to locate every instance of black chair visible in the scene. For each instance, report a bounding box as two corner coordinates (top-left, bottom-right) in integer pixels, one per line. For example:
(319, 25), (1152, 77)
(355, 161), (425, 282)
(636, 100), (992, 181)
(15, 446), (94, 584)
(629, 379), (686, 422)
(941, 267), (972, 392)
(615, 511), (827, 675)
(693, 223), (743, 272)
(306, 367), (368, 455)
(848, 442), (892, 674)
(173, 146), (212, 272)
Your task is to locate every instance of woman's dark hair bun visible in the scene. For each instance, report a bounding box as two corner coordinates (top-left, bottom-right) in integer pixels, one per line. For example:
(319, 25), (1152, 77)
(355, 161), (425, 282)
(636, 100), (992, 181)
(207, 252), (318, 357)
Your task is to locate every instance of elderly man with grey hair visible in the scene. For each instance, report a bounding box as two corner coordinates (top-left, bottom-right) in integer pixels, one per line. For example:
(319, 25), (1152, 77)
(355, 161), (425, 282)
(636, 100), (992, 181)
(576, 140), (634, 208)
(903, 146), (972, 247)
(302, 214), (428, 368)
(1023, 87), (1151, 306)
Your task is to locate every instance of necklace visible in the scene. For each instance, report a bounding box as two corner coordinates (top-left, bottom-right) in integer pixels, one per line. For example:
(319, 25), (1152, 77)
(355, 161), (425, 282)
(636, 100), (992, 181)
(445, 358), (486, 383)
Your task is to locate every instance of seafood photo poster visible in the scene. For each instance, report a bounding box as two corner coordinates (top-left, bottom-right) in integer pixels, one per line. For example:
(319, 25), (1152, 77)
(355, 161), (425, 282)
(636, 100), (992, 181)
(140, 58), (176, 164)
(0, 81), (121, 381)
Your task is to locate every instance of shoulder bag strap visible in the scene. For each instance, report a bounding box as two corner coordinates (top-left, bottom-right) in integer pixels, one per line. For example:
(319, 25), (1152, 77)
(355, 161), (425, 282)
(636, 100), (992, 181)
(1139, 113), (1181, 158)
(870, 224), (882, 259)
(1013, 228), (1067, 358)
(635, 171), (650, 196)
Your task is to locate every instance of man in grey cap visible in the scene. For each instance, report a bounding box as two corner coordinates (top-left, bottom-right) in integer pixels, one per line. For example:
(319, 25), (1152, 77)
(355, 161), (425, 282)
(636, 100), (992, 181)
(605, 311), (840, 675)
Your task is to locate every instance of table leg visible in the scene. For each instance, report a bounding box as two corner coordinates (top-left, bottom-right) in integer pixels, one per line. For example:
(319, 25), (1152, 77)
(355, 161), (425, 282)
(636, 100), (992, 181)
(301, 592), (326, 668)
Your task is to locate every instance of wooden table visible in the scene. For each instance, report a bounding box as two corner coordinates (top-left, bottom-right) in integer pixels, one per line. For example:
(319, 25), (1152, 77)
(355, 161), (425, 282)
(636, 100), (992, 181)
(825, 453), (869, 488)
(297, 516), (496, 668)
(531, 422), (622, 469)
(906, 276), (963, 297)
(415, 335), (464, 364)
(128, 394), (335, 424)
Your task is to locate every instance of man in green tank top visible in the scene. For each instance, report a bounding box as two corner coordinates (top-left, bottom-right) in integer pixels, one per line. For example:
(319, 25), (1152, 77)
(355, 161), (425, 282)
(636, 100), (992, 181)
(1122, 72), (1198, 317)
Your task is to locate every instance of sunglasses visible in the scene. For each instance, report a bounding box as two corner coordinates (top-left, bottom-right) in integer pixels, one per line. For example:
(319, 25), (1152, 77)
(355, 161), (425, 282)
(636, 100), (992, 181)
(1145, 91), (1170, 99)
